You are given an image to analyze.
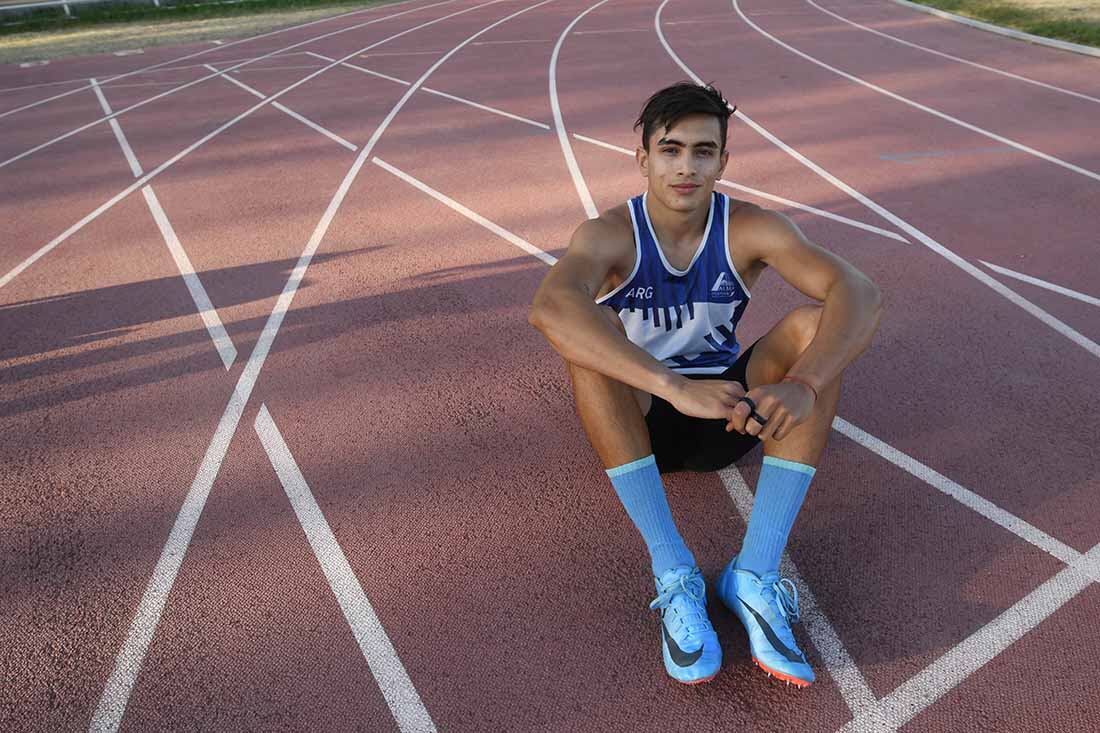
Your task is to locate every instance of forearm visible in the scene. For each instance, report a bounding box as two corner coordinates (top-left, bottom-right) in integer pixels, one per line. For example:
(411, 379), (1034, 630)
(785, 276), (882, 392)
(529, 292), (684, 401)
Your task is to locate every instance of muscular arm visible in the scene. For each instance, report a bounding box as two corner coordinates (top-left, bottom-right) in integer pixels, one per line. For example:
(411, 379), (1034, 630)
(739, 207), (883, 394)
(528, 217), (686, 402)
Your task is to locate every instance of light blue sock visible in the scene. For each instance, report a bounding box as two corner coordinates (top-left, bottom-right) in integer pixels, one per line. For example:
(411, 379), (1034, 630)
(736, 456), (816, 576)
(606, 455), (695, 577)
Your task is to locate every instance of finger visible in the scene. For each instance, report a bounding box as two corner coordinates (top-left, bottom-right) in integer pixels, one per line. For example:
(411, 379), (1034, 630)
(745, 411), (766, 437)
(757, 410), (782, 442)
(771, 413), (793, 441)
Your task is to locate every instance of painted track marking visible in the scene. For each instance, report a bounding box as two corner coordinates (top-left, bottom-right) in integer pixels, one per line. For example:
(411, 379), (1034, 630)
(0, 0), (430, 121)
(718, 466), (877, 716)
(203, 63), (358, 151)
(804, 0), (1100, 105)
(307, 52), (550, 129)
(89, 0), (560, 728)
(548, 0), (612, 219)
(654, 0), (1100, 361)
(728, 0), (1100, 185)
(0, 0), (460, 170)
(981, 261), (1100, 308)
(570, 133), (910, 243)
(0, 0), (481, 293)
(254, 404), (436, 733)
(89, 78), (237, 370)
(841, 543), (1100, 732)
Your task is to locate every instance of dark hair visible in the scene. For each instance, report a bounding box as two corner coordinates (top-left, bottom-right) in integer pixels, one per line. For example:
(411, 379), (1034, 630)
(634, 82), (734, 151)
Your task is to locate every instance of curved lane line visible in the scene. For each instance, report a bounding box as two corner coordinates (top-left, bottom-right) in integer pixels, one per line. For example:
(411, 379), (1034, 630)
(729, 0), (1100, 185)
(0, 0), (431, 121)
(88, 1), (557, 730)
(654, 0), (1100, 360)
(804, 0), (1100, 105)
(0, 0), (467, 292)
(548, 0), (613, 219)
(0, 0), (459, 170)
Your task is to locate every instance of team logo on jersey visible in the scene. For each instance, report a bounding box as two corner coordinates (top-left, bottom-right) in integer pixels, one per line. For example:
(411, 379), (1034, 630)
(711, 272), (738, 297)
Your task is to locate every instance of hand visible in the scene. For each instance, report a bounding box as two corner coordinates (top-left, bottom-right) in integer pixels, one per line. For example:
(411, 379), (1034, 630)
(666, 378), (747, 421)
(726, 381), (815, 441)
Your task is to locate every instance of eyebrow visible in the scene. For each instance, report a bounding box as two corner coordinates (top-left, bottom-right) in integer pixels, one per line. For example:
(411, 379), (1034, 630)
(656, 137), (719, 149)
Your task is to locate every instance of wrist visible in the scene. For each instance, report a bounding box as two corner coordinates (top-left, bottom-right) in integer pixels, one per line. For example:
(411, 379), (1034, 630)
(656, 370), (689, 403)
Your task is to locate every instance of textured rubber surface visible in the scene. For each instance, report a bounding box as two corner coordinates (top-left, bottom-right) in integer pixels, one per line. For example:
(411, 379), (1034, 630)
(2, 0), (1099, 730)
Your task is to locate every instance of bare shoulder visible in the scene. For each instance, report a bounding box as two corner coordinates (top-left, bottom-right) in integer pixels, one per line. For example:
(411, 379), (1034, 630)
(570, 203), (634, 252)
(728, 200), (811, 261)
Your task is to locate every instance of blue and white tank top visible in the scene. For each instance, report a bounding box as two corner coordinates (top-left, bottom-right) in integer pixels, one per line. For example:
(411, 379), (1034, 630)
(597, 191), (751, 375)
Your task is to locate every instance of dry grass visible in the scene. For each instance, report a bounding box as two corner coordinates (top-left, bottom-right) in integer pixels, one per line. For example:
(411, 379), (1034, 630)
(0, 4), (366, 63)
(912, 0), (1100, 46)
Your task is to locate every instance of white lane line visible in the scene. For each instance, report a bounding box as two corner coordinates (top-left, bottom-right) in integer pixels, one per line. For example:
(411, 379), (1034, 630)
(0, 0), (459, 170)
(655, 0), (1100, 361)
(373, 158), (558, 266)
(90, 79), (143, 178)
(308, 52), (550, 129)
(718, 466), (877, 717)
(0, 0), (429, 121)
(0, 0), (473, 293)
(203, 64), (358, 151)
(549, 0), (613, 219)
(805, 0), (1100, 106)
(254, 405), (437, 733)
(142, 188), (239, 370)
(831, 418), (1089, 572)
(981, 261), (1100, 308)
(842, 543), (1100, 732)
(571, 133), (910, 243)
(90, 1), (557, 729)
(89, 78), (237, 370)
(731, 1), (1100, 185)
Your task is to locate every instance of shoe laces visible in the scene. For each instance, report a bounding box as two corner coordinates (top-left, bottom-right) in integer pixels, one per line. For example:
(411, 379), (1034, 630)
(650, 568), (710, 636)
(768, 576), (800, 623)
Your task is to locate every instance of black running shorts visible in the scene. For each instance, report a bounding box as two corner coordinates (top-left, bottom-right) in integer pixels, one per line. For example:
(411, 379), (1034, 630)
(646, 343), (760, 474)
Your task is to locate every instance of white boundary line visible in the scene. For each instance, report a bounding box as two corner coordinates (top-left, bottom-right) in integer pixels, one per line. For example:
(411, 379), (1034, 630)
(570, 133), (910, 243)
(373, 158), (557, 265)
(654, 0), (1100, 361)
(306, 52), (550, 129)
(0, 0), (432, 121)
(887, 0), (1100, 59)
(981, 260), (1100, 308)
(805, 0), (1100, 105)
(548, 0), (611, 219)
(0, 0), (459, 170)
(728, 1), (1100, 185)
(203, 64), (358, 151)
(89, 1), (558, 729)
(89, 78), (237, 370)
(842, 543), (1100, 731)
(0, 0), (476, 293)
(254, 404), (437, 733)
(718, 466), (877, 716)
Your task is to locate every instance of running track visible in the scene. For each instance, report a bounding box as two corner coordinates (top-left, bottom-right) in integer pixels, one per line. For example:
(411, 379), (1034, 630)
(2, 0), (1098, 730)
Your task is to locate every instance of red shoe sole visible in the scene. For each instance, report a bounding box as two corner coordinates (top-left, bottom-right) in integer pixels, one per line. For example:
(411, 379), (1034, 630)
(752, 657), (812, 688)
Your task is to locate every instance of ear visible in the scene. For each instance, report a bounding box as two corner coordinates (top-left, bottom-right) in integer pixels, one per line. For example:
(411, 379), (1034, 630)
(636, 146), (649, 178)
(718, 148), (729, 177)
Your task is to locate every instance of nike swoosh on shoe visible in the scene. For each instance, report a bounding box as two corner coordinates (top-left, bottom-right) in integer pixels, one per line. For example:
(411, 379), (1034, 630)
(662, 625), (704, 667)
(737, 597), (806, 664)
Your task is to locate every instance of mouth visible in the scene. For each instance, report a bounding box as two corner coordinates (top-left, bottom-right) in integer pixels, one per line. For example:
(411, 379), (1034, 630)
(670, 184), (700, 194)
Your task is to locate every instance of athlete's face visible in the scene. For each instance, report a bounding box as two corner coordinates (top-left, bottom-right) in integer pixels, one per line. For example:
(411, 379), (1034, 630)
(637, 114), (728, 213)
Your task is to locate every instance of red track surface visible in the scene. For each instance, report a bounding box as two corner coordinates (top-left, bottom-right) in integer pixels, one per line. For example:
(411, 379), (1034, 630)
(2, 0), (1098, 730)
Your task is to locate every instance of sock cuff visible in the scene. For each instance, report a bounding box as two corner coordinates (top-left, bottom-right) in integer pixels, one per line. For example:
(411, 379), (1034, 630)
(606, 454), (657, 478)
(762, 456), (817, 477)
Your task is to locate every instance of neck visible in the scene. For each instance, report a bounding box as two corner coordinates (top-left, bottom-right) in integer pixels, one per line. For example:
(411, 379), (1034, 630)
(646, 191), (710, 248)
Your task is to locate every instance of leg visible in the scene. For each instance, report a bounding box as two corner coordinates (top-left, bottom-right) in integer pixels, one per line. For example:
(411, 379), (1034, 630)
(567, 308), (652, 469)
(745, 305), (841, 466)
(569, 309), (721, 684)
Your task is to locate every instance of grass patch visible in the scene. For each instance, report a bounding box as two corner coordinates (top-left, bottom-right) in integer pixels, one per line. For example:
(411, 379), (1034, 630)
(909, 0), (1100, 48)
(0, 0), (394, 62)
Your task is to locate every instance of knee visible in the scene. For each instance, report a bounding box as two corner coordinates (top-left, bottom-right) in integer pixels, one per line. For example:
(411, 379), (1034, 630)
(786, 305), (823, 352)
